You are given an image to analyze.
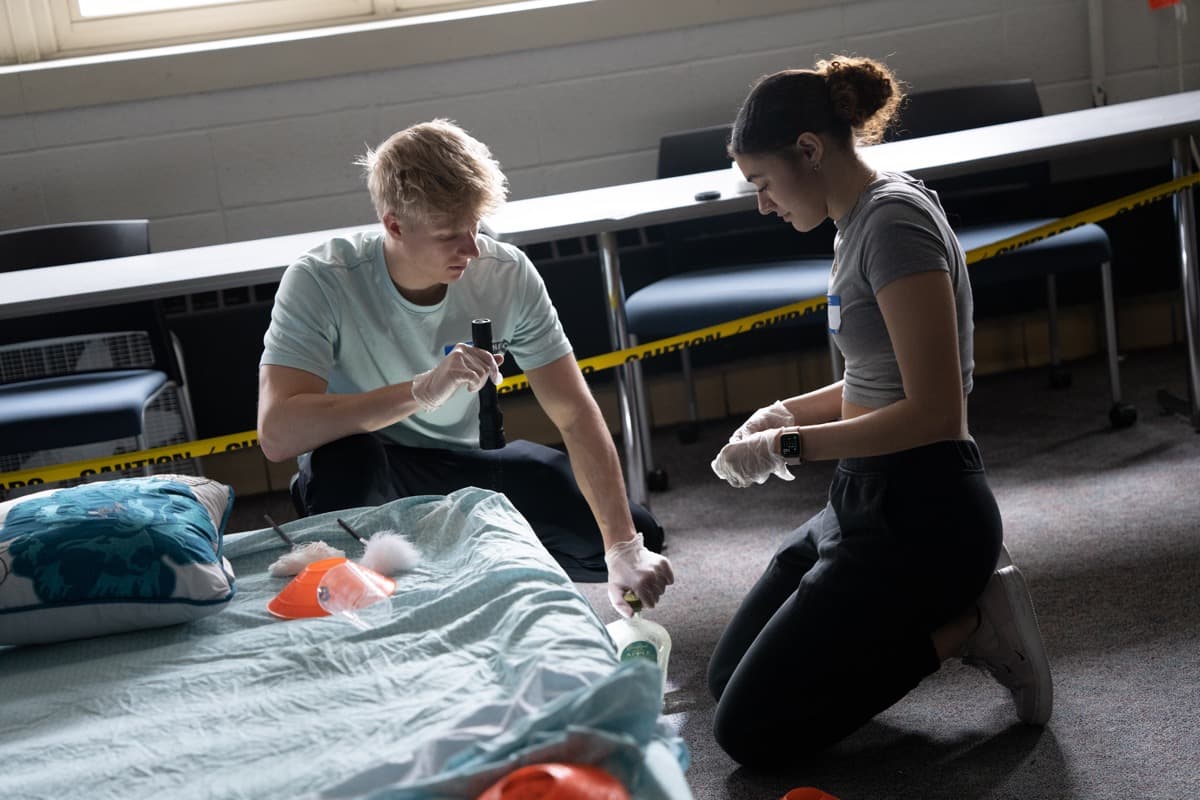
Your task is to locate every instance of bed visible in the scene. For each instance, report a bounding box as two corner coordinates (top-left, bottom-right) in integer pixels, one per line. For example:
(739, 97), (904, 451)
(0, 480), (691, 800)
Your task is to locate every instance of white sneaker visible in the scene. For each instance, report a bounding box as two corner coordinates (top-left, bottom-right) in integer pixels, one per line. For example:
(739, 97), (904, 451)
(962, 564), (1053, 725)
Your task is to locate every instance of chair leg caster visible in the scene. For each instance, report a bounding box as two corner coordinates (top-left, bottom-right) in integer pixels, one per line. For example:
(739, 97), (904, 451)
(1109, 403), (1138, 429)
(1048, 368), (1072, 389)
(676, 422), (700, 444)
(646, 468), (670, 492)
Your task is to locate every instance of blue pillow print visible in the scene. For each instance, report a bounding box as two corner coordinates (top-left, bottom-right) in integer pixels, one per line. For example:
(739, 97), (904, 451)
(0, 476), (236, 646)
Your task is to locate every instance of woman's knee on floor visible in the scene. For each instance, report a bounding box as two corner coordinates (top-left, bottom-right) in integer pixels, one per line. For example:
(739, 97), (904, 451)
(713, 691), (843, 768)
(714, 695), (802, 768)
(706, 641), (743, 702)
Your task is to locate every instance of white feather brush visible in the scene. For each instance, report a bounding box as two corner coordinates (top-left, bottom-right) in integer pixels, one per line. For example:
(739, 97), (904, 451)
(265, 514), (345, 577)
(337, 518), (421, 575)
(268, 541), (345, 577)
(361, 529), (421, 575)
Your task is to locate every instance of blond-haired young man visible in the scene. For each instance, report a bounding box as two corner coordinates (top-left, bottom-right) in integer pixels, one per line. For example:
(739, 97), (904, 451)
(257, 119), (671, 616)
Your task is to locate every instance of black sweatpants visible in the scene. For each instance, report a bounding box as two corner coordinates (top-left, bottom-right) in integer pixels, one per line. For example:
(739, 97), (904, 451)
(706, 439), (1003, 768)
(294, 433), (665, 582)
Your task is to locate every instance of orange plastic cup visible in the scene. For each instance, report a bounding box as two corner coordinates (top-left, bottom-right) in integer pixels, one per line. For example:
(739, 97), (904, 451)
(267, 557), (396, 620)
(781, 789), (841, 800)
(475, 763), (629, 800)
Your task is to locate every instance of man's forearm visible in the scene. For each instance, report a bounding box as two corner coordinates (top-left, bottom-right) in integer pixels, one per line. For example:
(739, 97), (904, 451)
(558, 411), (638, 551)
(258, 382), (421, 461)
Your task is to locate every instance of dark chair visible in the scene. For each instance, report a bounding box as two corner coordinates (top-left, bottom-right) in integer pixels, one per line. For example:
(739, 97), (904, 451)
(0, 220), (199, 496)
(625, 125), (836, 452)
(893, 80), (1136, 428)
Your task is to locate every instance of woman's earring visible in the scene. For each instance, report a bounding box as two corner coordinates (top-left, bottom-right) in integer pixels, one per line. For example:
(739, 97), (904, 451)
(812, 161), (821, 173)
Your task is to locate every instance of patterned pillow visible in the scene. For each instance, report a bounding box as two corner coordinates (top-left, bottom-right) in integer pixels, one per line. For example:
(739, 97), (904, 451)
(0, 475), (236, 646)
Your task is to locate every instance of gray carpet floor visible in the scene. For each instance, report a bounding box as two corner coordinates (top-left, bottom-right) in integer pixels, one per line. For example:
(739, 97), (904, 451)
(231, 346), (1200, 800)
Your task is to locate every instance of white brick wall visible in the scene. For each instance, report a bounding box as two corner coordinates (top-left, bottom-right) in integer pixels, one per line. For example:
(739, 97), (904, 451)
(0, 0), (1196, 251)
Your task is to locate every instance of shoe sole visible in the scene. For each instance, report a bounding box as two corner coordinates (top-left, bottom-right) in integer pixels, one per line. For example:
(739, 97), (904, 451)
(996, 565), (1054, 725)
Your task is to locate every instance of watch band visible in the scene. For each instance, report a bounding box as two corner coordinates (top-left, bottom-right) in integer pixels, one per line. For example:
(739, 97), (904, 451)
(780, 428), (803, 465)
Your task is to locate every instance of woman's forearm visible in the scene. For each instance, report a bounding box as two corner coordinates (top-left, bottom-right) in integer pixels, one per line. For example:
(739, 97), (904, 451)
(782, 380), (845, 426)
(796, 394), (965, 462)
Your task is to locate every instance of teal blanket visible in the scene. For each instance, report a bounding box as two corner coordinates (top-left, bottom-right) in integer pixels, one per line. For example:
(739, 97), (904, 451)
(0, 488), (691, 800)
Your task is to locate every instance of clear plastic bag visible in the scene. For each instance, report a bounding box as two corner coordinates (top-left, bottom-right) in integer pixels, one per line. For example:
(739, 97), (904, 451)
(315, 560), (396, 631)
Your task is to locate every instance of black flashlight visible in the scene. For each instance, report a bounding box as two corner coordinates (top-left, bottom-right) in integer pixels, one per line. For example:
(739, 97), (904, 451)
(472, 318), (506, 450)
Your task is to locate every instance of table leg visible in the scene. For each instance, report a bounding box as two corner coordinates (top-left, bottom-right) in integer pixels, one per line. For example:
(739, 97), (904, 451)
(598, 231), (650, 506)
(1158, 137), (1200, 429)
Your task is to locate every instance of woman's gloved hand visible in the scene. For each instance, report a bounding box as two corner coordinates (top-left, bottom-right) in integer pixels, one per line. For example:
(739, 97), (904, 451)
(411, 343), (504, 411)
(711, 428), (795, 488)
(730, 400), (794, 443)
(604, 532), (674, 618)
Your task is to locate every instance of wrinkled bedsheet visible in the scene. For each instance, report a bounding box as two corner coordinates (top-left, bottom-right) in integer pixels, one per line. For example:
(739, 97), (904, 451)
(0, 488), (691, 800)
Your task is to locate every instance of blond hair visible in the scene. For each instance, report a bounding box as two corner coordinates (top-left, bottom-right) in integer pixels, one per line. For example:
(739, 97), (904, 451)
(356, 119), (508, 227)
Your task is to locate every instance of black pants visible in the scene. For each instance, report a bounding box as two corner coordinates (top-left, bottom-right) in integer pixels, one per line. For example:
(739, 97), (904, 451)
(707, 439), (1003, 768)
(295, 433), (665, 582)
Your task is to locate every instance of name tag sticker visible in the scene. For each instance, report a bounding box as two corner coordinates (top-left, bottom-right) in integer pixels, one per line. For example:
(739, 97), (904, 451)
(827, 294), (841, 333)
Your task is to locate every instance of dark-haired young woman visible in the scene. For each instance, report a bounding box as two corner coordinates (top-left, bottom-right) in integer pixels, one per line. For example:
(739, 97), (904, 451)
(706, 55), (1053, 767)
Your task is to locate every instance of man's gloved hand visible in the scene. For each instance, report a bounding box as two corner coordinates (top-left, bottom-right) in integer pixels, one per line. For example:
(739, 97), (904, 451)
(730, 400), (794, 443)
(411, 343), (504, 411)
(605, 532), (674, 618)
(711, 428), (795, 488)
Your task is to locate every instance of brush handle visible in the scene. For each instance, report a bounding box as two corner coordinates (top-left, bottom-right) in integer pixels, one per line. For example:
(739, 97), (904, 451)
(263, 514), (294, 546)
(472, 318), (506, 450)
(336, 518), (368, 544)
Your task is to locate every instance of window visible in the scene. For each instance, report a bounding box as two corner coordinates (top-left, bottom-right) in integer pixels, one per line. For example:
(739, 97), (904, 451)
(1, 0), (571, 64)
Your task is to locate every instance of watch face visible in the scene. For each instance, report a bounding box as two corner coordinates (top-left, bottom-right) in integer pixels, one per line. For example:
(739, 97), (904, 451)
(781, 432), (801, 461)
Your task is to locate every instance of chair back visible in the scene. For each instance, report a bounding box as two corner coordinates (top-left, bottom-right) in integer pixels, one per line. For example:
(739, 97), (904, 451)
(887, 79), (1051, 220)
(647, 124), (819, 287)
(0, 220), (183, 386)
(0, 220), (150, 273)
(657, 124), (735, 180)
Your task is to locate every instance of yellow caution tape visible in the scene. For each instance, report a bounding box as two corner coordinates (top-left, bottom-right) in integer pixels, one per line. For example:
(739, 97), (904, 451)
(1, 433), (260, 491)
(962, 172), (1200, 264)
(496, 296), (829, 396)
(4, 170), (1199, 491)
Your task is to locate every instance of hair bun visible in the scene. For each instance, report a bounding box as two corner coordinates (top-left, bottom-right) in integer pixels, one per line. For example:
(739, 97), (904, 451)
(818, 56), (902, 144)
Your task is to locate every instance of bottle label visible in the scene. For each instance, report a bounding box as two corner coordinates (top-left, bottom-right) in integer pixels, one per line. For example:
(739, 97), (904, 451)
(620, 640), (657, 662)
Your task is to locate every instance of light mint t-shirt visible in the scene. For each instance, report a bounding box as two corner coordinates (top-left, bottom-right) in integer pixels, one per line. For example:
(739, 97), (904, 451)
(829, 171), (974, 408)
(260, 230), (574, 449)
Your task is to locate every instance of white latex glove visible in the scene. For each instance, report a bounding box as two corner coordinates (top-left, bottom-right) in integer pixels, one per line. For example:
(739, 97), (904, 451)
(604, 532), (675, 618)
(710, 428), (795, 488)
(730, 400), (795, 443)
(410, 343), (504, 411)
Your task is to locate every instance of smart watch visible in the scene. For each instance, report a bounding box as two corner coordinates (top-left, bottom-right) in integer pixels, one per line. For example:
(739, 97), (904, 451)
(780, 428), (803, 466)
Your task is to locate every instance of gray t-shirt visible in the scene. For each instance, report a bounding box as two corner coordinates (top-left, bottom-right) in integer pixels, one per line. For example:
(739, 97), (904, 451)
(828, 171), (974, 408)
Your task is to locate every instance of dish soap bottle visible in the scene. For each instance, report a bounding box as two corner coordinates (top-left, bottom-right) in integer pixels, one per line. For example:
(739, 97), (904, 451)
(606, 591), (671, 693)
